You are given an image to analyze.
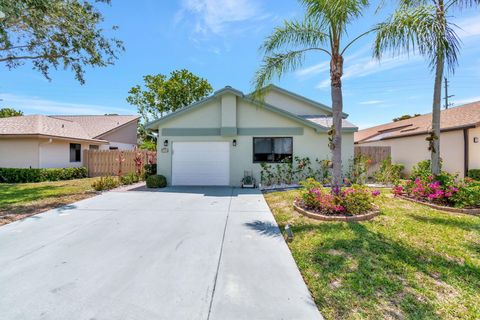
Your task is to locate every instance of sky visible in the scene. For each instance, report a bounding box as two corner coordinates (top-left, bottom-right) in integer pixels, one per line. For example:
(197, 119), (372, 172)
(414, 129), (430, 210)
(1, 0), (479, 129)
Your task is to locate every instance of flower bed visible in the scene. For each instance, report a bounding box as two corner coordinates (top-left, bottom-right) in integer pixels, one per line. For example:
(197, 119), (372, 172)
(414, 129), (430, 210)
(392, 173), (480, 214)
(293, 178), (380, 221)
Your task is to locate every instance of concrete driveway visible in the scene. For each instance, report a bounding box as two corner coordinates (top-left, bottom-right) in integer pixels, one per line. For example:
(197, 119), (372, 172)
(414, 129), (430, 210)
(0, 187), (321, 320)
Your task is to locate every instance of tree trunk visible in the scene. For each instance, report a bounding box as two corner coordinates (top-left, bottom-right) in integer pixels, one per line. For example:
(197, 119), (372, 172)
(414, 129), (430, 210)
(430, 55), (443, 175)
(431, 1), (445, 176)
(330, 54), (344, 193)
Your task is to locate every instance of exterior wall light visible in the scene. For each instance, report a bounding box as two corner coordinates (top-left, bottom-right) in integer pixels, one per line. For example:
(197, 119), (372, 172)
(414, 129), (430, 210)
(474, 137), (479, 143)
(163, 139), (169, 147)
(233, 139), (237, 147)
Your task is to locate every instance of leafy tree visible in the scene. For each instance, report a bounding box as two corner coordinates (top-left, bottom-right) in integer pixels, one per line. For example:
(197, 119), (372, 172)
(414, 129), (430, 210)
(393, 114), (421, 122)
(127, 69), (213, 123)
(0, 107), (22, 117)
(374, 0), (479, 175)
(0, 0), (124, 84)
(127, 69), (213, 151)
(253, 0), (372, 192)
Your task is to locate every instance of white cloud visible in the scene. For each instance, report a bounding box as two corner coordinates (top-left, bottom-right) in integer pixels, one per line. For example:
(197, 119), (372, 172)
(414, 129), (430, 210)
(316, 54), (421, 89)
(359, 100), (384, 105)
(456, 15), (480, 40)
(0, 93), (133, 115)
(177, 0), (261, 35)
(453, 96), (480, 106)
(295, 61), (329, 78)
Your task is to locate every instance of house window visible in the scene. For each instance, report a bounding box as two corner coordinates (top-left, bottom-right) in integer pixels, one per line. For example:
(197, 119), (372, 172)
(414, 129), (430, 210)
(70, 143), (81, 162)
(253, 137), (293, 163)
(89, 145), (99, 150)
(109, 146), (119, 150)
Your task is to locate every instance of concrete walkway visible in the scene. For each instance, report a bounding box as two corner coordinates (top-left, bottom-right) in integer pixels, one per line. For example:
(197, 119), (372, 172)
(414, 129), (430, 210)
(0, 187), (322, 320)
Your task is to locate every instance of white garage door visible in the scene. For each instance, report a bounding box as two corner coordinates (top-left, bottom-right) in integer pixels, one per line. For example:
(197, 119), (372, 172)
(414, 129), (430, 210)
(172, 142), (230, 186)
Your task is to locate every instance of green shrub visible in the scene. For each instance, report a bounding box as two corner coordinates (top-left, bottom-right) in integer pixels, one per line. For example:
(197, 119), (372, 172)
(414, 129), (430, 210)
(0, 167), (87, 183)
(120, 172), (140, 185)
(374, 157), (404, 185)
(92, 176), (120, 191)
(146, 175), (167, 188)
(451, 185), (480, 208)
(342, 185), (375, 215)
(346, 154), (372, 185)
(468, 169), (480, 180)
(410, 160), (434, 181)
(144, 163), (157, 178)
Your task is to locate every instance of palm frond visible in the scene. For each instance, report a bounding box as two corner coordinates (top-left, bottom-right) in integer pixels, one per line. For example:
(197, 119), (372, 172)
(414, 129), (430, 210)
(260, 18), (329, 54)
(373, 5), (460, 73)
(252, 49), (314, 96)
(446, 0), (480, 9)
(301, 0), (370, 38)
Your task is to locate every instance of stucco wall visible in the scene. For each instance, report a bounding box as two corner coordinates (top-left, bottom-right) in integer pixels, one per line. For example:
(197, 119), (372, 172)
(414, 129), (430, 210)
(38, 139), (90, 168)
(98, 120), (138, 148)
(469, 127), (480, 170)
(359, 130), (465, 176)
(156, 99), (354, 186)
(264, 90), (330, 115)
(0, 138), (40, 168)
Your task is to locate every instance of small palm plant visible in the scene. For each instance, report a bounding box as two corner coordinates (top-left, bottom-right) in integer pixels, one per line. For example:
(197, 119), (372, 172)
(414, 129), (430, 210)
(253, 0), (372, 193)
(374, 0), (479, 175)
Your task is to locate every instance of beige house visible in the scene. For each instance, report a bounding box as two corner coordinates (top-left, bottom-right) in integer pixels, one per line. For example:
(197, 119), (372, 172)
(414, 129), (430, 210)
(146, 85), (358, 187)
(355, 102), (480, 177)
(0, 115), (139, 169)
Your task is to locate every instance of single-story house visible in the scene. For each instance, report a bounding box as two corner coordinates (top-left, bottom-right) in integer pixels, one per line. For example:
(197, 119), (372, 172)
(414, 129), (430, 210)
(146, 85), (358, 186)
(0, 114), (139, 169)
(355, 101), (480, 177)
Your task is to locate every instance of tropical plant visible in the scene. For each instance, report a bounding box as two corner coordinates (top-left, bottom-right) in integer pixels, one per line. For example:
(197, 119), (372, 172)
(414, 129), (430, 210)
(374, 156), (404, 184)
(374, 0), (480, 175)
(347, 154), (372, 185)
(92, 176), (120, 191)
(253, 0), (372, 194)
(0, 0), (123, 83)
(0, 107), (22, 118)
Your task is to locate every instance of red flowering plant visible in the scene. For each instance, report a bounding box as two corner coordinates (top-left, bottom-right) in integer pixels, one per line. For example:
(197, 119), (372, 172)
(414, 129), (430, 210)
(297, 178), (379, 215)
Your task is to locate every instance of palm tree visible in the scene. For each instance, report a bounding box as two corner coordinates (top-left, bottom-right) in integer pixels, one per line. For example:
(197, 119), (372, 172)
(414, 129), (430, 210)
(374, 0), (479, 175)
(253, 0), (371, 193)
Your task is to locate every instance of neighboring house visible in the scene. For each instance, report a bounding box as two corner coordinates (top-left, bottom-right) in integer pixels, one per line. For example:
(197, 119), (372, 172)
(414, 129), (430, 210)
(146, 85), (358, 186)
(0, 115), (139, 169)
(355, 101), (480, 177)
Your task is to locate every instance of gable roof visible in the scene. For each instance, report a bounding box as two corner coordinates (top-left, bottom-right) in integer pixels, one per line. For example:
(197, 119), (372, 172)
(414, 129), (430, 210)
(256, 84), (349, 118)
(355, 101), (480, 143)
(0, 114), (139, 143)
(145, 85), (357, 133)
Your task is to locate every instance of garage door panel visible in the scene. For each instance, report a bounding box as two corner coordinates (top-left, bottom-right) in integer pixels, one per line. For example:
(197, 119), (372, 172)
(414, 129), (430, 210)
(172, 142), (230, 186)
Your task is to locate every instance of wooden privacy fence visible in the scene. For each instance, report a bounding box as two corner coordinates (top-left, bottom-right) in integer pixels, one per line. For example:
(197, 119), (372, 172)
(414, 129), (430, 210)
(83, 150), (156, 177)
(354, 146), (391, 177)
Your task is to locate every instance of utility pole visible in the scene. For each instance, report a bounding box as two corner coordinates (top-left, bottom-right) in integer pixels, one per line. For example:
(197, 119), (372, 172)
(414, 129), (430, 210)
(444, 77), (454, 109)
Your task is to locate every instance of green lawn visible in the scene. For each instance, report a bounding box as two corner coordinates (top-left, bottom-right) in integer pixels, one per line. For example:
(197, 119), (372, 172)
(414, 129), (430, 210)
(264, 190), (480, 319)
(0, 178), (99, 225)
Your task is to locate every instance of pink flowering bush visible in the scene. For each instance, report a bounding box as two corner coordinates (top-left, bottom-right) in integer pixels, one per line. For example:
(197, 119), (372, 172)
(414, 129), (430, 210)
(298, 178), (379, 215)
(392, 163), (479, 208)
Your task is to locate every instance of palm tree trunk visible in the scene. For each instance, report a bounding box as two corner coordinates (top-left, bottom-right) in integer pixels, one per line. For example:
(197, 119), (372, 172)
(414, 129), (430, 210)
(431, 0), (445, 176)
(430, 54), (443, 175)
(330, 53), (344, 193)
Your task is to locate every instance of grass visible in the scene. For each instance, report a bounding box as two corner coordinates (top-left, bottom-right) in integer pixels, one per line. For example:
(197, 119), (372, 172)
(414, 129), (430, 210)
(264, 189), (480, 319)
(0, 178), (99, 225)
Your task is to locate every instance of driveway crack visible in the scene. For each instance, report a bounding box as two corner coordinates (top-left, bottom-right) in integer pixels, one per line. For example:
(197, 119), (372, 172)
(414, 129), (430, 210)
(206, 187), (234, 320)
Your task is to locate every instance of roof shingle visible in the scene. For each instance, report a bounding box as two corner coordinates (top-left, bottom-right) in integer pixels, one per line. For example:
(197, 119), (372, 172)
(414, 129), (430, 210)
(355, 101), (480, 143)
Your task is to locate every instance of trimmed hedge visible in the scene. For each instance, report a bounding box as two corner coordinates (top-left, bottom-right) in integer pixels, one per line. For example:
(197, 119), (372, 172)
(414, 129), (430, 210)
(468, 169), (480, 180)
(0, 167), (88, 183)
(146, 175), (167, 188)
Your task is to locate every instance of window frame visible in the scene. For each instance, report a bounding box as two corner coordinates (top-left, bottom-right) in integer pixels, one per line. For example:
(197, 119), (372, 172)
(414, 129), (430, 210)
(252, 137), (293, 164)
(69, 143), (82, 163)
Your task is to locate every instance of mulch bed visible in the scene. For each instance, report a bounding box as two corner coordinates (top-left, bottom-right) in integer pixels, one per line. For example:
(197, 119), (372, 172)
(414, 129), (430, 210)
(293, 201), (380, 222)
(396, 195), (480, 216)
